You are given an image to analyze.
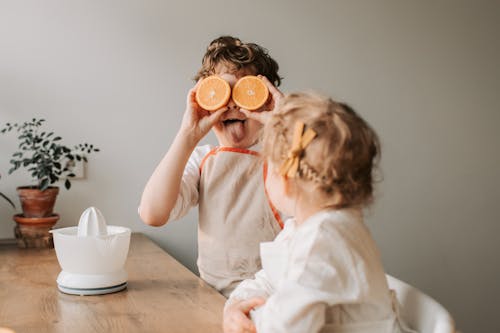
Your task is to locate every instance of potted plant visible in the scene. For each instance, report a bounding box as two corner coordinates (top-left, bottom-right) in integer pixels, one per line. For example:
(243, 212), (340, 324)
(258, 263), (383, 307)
(1, 118), (99, 247)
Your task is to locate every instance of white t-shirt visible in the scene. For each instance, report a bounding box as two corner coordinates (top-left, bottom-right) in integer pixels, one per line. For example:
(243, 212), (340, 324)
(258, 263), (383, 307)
(228, 209), (407, 333)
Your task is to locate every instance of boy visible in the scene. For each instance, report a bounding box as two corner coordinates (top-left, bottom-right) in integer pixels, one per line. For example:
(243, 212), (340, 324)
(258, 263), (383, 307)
(140, 36), (284, 297)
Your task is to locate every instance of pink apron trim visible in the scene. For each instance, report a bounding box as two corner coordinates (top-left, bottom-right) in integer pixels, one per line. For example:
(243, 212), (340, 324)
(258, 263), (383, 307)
(199, 147), (260, 174)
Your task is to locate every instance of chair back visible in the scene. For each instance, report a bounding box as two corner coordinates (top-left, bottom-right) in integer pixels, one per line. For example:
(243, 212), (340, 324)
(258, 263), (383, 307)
(386, 274), (455, 333)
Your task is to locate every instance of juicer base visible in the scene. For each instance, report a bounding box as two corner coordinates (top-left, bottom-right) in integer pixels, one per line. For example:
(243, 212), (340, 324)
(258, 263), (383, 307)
(58, 282), (127, 296)
(56, 269), (127, 288)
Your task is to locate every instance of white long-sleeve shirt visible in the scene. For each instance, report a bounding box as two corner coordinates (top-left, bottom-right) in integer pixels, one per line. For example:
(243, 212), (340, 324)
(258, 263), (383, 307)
(228, 209), (406, 333)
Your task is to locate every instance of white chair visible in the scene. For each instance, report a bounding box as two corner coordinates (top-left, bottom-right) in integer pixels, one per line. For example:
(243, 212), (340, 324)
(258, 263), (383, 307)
(386, 274), (456, 333)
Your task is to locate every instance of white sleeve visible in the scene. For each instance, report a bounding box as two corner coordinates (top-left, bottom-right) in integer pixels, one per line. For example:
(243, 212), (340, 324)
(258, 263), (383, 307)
(254, 223), (364, 333)
(167, 145), (213, 222)
(224, 223), (295, 310)
(225, 222), (294, 306)
(224, 268), (275, 312)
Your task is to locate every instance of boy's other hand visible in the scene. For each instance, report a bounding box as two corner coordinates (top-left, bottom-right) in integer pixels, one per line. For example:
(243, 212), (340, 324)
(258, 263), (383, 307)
(240, 75), (284, 124)
(180, 80), (227, 146)
(260, 75), (284, 112)
(223, 297), (266, 333)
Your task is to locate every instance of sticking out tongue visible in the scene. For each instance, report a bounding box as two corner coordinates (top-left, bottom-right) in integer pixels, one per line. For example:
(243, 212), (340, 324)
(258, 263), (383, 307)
(226, 121), (245, 142)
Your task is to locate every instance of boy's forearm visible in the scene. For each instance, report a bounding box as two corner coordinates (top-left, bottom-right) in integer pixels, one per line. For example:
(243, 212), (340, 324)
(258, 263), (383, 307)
(139, 129), (196, 226)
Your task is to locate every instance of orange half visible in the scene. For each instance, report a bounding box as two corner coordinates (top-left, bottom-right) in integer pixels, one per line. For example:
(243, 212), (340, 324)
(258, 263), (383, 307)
(232, 76), (269, 111)
(195, 75), (231, 111)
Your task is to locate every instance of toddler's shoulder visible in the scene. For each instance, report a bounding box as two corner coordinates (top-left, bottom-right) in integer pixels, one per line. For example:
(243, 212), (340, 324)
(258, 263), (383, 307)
(293, 209), (368, 256)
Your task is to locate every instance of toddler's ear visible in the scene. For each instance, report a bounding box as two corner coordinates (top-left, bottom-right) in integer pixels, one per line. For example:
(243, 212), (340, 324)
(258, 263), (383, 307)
(284, 175), (304, 200)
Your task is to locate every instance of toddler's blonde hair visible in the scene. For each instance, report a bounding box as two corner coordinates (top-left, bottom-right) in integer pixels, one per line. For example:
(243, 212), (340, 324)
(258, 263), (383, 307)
(262, 92), (380, 209)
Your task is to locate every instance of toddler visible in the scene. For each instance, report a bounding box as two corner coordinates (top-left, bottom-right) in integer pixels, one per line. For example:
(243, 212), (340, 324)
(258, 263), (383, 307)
(224, 92), (410, 332)
(139, 36), (284, 297)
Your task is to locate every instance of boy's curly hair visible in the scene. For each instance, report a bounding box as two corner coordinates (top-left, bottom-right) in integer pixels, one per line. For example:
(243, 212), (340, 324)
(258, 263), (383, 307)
(194, 36), (282, 86)
(262, 92), (381, 209)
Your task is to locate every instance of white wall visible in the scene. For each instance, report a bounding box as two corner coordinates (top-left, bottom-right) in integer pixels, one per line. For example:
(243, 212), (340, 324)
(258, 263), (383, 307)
(1, 1), (498, 331)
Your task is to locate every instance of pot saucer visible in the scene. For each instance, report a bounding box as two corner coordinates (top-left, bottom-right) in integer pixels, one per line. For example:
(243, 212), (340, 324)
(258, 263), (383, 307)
(13, 213), (60, 226)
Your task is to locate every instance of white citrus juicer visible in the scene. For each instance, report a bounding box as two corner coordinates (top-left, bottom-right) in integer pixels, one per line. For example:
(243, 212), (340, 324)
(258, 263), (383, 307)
(50, 207), (131, 295)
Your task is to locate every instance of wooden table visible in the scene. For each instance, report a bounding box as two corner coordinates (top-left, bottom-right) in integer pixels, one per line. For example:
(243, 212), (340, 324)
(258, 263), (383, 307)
(0, 233), (225, 332)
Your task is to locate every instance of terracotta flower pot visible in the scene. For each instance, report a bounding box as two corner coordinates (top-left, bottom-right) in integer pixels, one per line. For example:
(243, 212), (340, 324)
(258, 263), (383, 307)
(17, 186), (59, 218)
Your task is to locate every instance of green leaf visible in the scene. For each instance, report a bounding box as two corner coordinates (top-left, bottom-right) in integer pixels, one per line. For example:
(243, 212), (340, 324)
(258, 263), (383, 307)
(64, 179), (71, 190)
(40, 178), (49, 191)
(50, 174), (58, 183)
(0, 193), (15, 209)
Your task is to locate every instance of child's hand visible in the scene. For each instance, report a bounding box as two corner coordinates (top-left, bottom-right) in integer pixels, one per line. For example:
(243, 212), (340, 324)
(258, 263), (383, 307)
(223, 297), (266, 333)
(180, 80), (228, 145)
(240, 75), (284, 125)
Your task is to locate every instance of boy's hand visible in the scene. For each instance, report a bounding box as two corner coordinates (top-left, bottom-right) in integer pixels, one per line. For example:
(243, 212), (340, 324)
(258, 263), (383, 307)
(223, 297), (266, 333)
(240, 75), (284, 125)
(180, 80), (227, 146)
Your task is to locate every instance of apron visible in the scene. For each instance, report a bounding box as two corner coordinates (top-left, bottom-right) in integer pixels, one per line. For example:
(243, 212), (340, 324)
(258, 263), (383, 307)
(198, 147), (283, 297)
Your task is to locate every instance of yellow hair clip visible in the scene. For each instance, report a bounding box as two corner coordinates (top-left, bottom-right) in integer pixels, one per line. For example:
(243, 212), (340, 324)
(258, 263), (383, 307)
(279, 121), (317, 178)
